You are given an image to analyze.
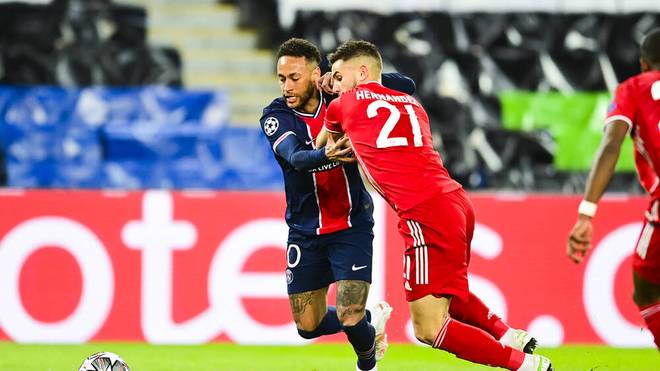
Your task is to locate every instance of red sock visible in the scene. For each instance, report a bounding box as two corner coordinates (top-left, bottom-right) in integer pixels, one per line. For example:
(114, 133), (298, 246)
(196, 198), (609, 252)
(640, 302), (660, 349)
(449, 292), (510, 339)
(433, 318), (525, 370)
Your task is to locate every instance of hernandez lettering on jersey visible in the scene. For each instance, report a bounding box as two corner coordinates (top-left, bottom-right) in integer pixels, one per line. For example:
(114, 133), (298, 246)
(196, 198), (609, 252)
(260, 93), (374, 235)
(325, 82), (461, 213)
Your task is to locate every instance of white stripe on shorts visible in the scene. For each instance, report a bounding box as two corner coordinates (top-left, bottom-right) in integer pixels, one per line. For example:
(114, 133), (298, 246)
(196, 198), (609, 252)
(636, 221), (654, 260)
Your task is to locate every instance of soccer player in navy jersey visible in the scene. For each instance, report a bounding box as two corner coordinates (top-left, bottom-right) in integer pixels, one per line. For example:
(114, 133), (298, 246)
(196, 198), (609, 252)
(567, 28), (660, 348)
(324, 40), (552, 371)
(259, 38), (415, 371)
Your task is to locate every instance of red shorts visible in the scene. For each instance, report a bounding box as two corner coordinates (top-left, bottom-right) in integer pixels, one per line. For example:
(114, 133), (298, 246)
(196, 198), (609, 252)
(633, 199), (660, 285)
(398, 188), (473, 302)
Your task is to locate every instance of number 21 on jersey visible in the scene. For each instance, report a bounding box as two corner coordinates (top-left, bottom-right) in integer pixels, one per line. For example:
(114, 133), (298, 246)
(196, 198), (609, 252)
(368, 100), (423, 148)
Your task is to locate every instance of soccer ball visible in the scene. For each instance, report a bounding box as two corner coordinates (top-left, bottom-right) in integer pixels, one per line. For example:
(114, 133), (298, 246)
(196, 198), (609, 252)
(78, 351), (130, 371)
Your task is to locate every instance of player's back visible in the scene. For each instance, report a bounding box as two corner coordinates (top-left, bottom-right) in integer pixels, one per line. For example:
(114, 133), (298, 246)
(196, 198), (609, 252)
(608, 70), (660, 197)
(326, 82), (461, 213)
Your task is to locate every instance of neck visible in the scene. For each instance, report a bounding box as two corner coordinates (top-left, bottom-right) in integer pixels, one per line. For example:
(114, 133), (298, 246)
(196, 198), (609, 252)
(301, 89), (321, 114)
(360, 77), (382, 86)
(363, 72), (382, 84)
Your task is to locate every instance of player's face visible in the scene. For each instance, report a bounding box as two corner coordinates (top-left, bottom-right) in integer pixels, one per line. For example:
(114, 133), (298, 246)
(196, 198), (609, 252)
(330, 59), (360, 95)
(277, 56), (319, 109)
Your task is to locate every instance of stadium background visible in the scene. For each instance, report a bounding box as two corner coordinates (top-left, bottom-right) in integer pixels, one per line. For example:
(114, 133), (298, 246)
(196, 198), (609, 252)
(0, 0), (658, 370)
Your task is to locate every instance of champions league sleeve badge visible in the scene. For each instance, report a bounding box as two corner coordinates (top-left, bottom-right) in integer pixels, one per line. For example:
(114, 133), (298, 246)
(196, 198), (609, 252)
(264, 117), (280, 136)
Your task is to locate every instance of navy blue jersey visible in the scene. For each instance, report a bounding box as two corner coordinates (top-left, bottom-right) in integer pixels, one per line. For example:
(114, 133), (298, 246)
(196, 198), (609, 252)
(260, 93), (374, 236)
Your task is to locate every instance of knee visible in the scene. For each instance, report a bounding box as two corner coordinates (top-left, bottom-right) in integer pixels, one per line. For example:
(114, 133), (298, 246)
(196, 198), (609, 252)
(633, 289), (654, 308)
(295, 316), (323, 334)
(296, 316), (326, 339)
(297, 327), (318, 339)
(337, 305), (366, 327)
(412, 312), (449, 345)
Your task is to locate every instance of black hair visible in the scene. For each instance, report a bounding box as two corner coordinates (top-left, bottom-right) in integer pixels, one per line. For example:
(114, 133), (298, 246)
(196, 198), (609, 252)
(641, 28), (660, 68)
(276, 38), (321, 66)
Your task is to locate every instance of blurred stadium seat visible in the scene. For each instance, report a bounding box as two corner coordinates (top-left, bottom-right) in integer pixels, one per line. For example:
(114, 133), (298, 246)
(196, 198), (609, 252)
(0, 84), (282, 189)
(263, 7), (658, 191)
(0, 0), (656, 191)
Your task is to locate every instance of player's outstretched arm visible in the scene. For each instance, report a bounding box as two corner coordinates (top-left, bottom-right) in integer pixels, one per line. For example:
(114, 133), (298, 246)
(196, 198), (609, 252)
(567, 120), (629, 263)
(275, 134), (330, 172)
(382, 72), (416, 95)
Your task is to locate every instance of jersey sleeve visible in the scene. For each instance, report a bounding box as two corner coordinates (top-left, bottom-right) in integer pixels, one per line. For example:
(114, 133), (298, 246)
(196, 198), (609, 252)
(382, 72), (416, 95)
(605, 80), (635, 133)
(260, 111), (298, 154)
(324, 99), (344, 134)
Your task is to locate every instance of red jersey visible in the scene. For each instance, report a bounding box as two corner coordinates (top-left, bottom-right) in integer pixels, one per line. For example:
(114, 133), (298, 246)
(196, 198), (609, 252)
(606, 70), (660, 198)
(325, 81), (461, 213)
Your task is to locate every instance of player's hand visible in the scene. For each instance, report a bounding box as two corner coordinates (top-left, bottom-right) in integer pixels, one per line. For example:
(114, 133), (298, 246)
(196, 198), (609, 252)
(316, 72), (335, 95)
(325, 136), (355, 164)
(567, 215), (593, 264)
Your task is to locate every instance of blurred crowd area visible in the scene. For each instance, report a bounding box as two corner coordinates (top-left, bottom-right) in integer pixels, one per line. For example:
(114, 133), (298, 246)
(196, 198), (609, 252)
(0, 0), (658, 192)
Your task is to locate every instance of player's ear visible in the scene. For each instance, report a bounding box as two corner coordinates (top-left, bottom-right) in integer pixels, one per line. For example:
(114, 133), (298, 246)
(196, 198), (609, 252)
(359, 65), (369, 81)
(640, 57), (651, 72)
(311, 66), (321, 81)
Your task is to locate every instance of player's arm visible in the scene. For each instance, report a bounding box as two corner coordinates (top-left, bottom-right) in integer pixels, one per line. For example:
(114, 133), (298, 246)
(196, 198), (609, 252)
(275, 135), (354, 171)
(583, 121), (629, 204)
(261, 113), (328, 171)
(323, 98), (346, 144)
(274, 135), (329, 171)
(567, 120), (629, 263)
(382, 72), (416, 95)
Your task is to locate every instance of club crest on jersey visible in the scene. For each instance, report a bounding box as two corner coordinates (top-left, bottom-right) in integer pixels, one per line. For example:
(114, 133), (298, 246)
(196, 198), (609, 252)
(607, 102), (617, 113)
(285, 268), (294, 284)
(264, 117), (279, 136)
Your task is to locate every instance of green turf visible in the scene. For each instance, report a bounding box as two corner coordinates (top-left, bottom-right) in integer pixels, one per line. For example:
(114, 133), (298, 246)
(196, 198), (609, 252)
(0, 342), (657, 371)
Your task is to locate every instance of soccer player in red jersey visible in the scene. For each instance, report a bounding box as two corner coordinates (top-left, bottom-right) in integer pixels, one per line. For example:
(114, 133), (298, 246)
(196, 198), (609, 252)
(567, 28), (660, 348)
(324, 40), (553, 371)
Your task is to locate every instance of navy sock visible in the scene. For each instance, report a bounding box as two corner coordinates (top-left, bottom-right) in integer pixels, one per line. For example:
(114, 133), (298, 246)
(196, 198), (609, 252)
(343, 316), (376, 370)
(297, 306), (342, 339)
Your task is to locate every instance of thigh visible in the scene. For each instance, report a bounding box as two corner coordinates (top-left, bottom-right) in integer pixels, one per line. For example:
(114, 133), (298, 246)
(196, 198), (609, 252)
(286, 232), (334, 295)
(399, 190), (472, 303)
(336, 280), (370, 324)
(324, 224), (374, 284)
(336, 280), (370, 308)
(289, 287), (329, 330)
(633, 217), (660, 285)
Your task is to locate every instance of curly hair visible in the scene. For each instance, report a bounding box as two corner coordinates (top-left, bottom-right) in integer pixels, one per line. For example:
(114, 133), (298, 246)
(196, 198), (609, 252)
(276, 38), (321, 66)
(327, 40), (382, 72)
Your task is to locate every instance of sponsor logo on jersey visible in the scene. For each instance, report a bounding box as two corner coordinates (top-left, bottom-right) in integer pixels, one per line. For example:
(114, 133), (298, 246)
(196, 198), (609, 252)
(285, 268), (294, 284)
(308, 161), (342, 173)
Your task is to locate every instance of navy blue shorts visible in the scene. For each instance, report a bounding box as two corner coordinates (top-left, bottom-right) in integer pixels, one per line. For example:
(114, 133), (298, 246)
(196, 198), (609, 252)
(285, 223), (374, 295)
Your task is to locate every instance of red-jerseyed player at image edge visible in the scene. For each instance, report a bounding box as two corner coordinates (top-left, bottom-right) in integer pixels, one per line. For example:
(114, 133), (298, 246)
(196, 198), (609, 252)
(567, 28), (660, 349)
(323, 40), (553, 370)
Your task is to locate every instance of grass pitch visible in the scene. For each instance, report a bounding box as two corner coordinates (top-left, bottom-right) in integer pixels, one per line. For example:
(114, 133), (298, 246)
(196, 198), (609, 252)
(0, 342), (657, 371)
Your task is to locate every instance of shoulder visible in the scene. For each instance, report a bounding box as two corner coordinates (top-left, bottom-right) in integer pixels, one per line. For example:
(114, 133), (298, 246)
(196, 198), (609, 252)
(261, 97), (290, 118)
(618, 72), (659, 94)
(260, 98), (297, 138)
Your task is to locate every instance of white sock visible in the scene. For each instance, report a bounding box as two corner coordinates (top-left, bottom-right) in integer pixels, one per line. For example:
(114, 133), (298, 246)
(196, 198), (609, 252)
(516, 354), (536, 371)
(499, 328), (516, 344)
